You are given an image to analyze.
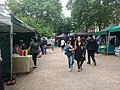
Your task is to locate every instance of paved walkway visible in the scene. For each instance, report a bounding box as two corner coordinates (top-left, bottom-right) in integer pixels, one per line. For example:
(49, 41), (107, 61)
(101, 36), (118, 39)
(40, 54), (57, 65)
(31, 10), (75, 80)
(5, 47), (120, 90)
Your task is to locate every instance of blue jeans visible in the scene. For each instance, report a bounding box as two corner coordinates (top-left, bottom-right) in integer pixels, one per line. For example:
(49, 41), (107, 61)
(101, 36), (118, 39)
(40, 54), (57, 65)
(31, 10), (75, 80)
(51, 43), (54, 51)
(67, 53), (75, 68)
(41, 45), (46, 54)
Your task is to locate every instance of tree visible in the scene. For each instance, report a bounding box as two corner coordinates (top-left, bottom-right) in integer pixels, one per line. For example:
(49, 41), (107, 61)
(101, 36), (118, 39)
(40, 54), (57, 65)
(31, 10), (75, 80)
(67, 0), (120, 32)
(6, 0), (63, 36)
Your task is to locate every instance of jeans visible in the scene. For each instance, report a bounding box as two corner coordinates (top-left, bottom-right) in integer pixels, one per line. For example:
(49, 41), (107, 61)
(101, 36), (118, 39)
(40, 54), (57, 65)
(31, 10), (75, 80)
(41, 45), (46, 54)
(51, 43), (54, 51)
(67, 53), (75, 68)
(40, 45), (44, 54)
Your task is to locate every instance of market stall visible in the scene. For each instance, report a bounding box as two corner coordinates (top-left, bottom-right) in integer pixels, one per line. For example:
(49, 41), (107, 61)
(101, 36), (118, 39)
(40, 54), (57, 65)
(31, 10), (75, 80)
(92, 25), (117, 55)
(12, 55), (33, 74)
(109, 26), (120, 57)
(74, 31), (89, 38)
(55, 33), (68, 46)
(0, 7), (35, 81)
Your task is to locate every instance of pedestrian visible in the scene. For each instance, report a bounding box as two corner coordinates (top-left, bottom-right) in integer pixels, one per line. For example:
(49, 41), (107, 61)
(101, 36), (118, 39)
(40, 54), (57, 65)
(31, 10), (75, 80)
(61, 39), (65, 50)
(0, 60), (4, 90)
(55, 39), (59, 47)
(67, 39), (75, 72)
(40, 38), (44, 55)
(75, 37), (86, 72)
(96, 35), (100, 53)
(29, 36), (40, 68)
(51, 37), (55, 52)
(42, 37), (47, 54)
(86, 35), (97, 66)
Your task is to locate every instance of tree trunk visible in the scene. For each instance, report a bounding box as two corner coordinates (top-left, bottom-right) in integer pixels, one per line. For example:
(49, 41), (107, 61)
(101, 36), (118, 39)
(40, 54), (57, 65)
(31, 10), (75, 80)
(85, 25), (88, 32)
(98, 23), (101, 31)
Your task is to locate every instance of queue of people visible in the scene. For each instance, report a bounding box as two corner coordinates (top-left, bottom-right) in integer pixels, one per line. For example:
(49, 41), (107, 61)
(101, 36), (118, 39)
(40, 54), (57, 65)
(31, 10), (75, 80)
(64, 35), (97, 72)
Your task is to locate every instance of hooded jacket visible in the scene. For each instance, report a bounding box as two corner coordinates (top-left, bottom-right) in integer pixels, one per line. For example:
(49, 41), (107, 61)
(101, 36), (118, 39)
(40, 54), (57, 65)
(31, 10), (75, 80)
(86, 38), (96, 51)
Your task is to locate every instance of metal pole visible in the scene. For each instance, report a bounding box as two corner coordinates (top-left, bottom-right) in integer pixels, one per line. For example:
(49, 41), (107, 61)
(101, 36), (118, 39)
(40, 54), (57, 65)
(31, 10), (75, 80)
(10, 15), (13, 81)
(107, 32), (110, 55)
(0, 48), (3, 79)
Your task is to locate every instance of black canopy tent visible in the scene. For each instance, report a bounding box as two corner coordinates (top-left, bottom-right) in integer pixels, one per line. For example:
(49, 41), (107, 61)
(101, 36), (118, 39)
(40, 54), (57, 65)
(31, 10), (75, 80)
(55, 33), (68, 41)
(74, 31), (89, 39)
(56, 33), (68, 38)
(55, 33), (68, 46)
(0, 8), (35, 81)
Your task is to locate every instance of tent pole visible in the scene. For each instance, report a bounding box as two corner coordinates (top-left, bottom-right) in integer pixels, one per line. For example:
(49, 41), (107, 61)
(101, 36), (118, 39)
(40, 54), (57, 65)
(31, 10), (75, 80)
(107, 32), (110, 54)
(10, 16), (13, 81)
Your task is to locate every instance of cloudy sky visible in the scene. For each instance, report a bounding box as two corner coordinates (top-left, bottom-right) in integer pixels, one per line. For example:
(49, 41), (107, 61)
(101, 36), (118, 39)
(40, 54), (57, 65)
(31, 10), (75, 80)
(0, 0), (71, 17)
(60, 0), (71, 17)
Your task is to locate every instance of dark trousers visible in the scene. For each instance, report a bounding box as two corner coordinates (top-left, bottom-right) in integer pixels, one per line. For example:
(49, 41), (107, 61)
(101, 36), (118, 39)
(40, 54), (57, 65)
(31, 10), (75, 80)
(0, 62), (4, 90)
(32, 53), (38, 66)
(0, 81), (4, 90)
(87, 50), (95, 63)
(96, 44), (99, 53)
(77, 61), (84, 69)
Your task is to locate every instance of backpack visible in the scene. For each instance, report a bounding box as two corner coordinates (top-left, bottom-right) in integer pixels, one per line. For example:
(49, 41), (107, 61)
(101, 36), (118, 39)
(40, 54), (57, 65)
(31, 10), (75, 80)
(64, 46), (72, 56)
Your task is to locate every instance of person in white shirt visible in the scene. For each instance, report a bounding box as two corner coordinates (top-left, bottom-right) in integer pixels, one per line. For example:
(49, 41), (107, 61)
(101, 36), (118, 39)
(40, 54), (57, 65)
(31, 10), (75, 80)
(61, 39), (65, 50)
(51, 37), (55, 52)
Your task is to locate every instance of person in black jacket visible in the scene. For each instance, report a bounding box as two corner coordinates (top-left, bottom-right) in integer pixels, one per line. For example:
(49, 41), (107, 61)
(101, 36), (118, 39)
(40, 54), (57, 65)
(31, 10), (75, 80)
(0, 60), (4, 90)
(75, 37), (86, 72)
(86, 35), (96, 66)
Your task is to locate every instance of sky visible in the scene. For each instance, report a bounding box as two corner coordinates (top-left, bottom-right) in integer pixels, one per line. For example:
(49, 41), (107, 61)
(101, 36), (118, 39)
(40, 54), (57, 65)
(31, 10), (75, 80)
(60, 0), (71, 17)
(0, 0), (71, 17)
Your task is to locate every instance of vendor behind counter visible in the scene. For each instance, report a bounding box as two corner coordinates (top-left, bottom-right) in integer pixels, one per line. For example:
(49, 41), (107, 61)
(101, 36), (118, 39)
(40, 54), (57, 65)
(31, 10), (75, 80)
(13, 40), (29, 56)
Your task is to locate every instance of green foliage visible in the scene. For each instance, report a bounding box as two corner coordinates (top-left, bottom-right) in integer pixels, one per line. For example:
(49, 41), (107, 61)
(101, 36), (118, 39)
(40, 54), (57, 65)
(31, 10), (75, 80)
(6, 0), (62, 36)
(67, 0), (120, 31)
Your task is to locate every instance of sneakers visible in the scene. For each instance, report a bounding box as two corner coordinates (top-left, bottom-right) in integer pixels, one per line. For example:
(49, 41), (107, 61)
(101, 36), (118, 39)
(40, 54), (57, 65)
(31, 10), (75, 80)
(78, 69), (80, 72)
(68, 68), (72, 72)
(87, 61), (96, 66)
(33, 66), (37, 69)
(87, 62), (91, 64)
(94, 61), (96, 66)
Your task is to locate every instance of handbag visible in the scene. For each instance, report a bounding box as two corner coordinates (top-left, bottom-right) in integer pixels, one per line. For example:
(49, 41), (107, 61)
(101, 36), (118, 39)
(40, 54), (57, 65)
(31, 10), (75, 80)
(44, 45), (47, 48)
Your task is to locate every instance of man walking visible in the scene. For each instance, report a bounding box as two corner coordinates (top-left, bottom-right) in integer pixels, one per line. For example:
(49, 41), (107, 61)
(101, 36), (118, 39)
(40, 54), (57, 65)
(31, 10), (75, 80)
(42, 37), (47, 54)
(86, 35), (96, 66)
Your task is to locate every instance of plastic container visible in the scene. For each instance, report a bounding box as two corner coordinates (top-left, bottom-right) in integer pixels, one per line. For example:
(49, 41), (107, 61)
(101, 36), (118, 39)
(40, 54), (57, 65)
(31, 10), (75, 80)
(19, 50), (23, 56)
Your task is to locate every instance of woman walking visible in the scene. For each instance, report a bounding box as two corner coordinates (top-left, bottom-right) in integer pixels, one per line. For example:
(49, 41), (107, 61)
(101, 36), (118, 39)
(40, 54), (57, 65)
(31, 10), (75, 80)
(75, 37), (86, 72)
(29, 36), (40, 68)
(65, 41), (75, 72)
(68, 39), (75, 72)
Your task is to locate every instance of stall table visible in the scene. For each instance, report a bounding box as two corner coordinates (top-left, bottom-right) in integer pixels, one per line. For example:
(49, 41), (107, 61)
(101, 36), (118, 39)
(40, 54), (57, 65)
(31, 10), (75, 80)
(98, 44), (115, 55)
(12, 55), (33, 74)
